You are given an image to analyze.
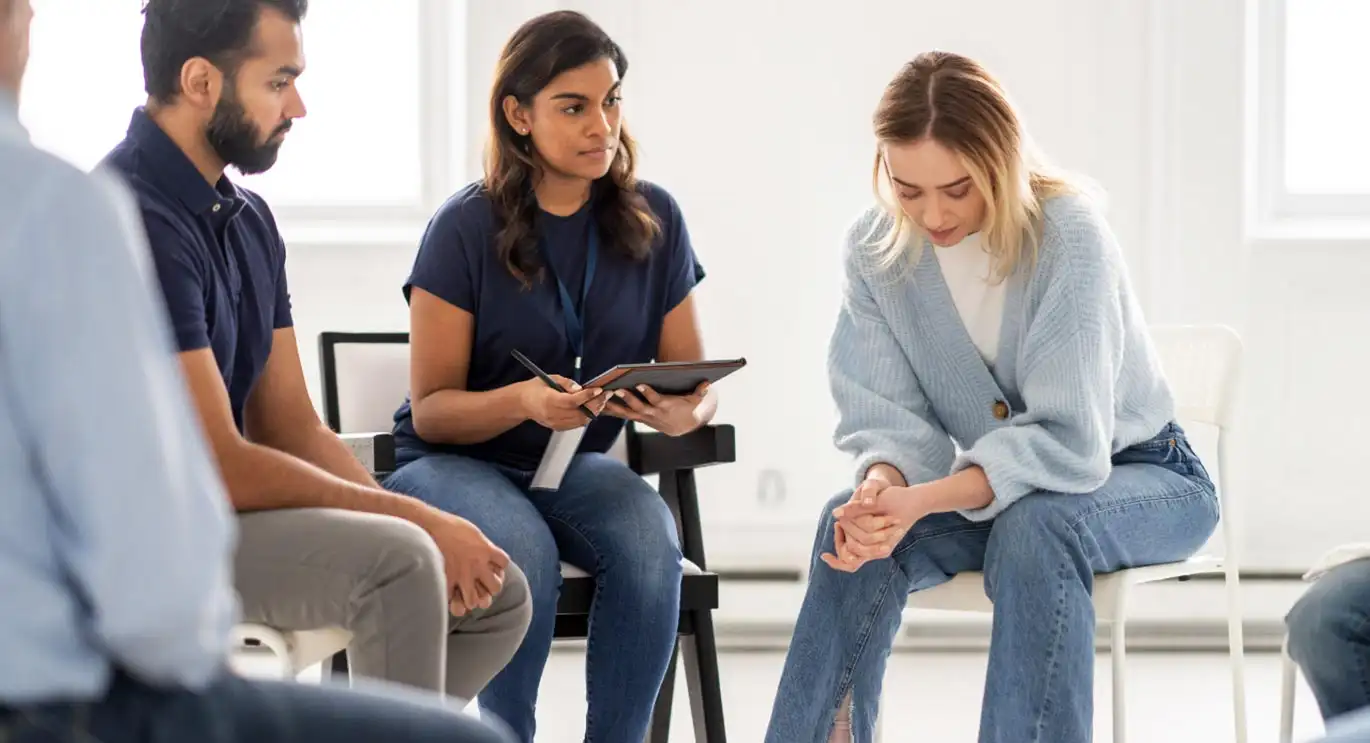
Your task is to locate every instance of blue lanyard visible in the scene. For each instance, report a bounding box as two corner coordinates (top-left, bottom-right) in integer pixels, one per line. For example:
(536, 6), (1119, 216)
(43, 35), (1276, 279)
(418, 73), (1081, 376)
(539, 223), (599, 382)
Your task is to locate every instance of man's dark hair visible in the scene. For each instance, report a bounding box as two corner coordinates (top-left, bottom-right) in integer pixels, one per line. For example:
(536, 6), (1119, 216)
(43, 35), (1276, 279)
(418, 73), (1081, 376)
(140, 0), (308, 104)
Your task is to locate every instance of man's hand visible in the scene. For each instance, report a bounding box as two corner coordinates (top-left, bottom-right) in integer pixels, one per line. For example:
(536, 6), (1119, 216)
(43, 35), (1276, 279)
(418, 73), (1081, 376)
(519, 376), (606, 431)
(419, 510), (510, 616)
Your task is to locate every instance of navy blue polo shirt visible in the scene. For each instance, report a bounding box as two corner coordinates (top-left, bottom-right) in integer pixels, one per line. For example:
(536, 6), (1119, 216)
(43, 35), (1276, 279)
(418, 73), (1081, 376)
(101, 109), (292, 432)
(392, 180), (703, 470)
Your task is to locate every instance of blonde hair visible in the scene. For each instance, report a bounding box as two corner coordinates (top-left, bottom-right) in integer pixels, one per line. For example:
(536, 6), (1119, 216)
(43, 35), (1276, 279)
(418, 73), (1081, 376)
(868, 51), (1077, 279)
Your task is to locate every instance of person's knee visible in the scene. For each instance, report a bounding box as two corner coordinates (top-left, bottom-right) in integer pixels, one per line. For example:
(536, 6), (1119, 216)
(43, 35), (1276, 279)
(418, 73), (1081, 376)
(984, 496), (1085, 581)
(811, 490), (853, 550)
(493, 560), (535, 632)
(582, 491), (683, 609)
(500, 527), (561, 616)
(363, 514), (447, 587)
(1287, 563), (1370, 667)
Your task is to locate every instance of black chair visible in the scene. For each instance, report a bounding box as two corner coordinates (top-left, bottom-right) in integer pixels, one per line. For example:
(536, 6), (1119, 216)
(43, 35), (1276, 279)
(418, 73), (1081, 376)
(318, 331), (730, 742)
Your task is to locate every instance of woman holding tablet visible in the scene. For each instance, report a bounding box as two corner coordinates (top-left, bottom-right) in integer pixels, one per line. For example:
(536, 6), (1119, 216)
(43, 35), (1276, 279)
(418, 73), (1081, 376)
(382, 10), (713, 743)
(764, 52), (1219, 743)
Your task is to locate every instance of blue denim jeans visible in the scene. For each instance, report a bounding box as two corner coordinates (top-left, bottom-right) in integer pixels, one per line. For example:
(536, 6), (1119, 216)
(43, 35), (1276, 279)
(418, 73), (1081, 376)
(0, 668), (512, 742)
(765, 422), (1220, 743)
(1315, 704), (1370, 742)
(384, 451), (683, 743)
(1286, 558), (1370, 721)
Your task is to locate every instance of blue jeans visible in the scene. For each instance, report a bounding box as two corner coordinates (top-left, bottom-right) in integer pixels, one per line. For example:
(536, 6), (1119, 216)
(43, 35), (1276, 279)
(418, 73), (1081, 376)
(0, 668), (512, 742)
(384, 452), (683, 743)
(1286, 558), (1370, 721)
(1316, 705), (1370, 742)
(765, 422), (1220, 743)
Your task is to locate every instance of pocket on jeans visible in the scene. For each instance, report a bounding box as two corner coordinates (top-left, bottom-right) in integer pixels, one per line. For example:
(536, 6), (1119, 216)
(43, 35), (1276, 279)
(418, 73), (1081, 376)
(1112, 424), (1204, 482)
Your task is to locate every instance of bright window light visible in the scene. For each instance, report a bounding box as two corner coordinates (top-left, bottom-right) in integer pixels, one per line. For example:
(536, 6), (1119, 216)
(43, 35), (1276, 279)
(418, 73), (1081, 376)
(19, 0), (424, 208)
(1282, 0), (1370, 195)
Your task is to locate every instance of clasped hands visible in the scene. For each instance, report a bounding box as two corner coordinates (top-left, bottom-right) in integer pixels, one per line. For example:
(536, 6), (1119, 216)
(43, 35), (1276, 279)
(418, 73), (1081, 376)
(520, 376), (711, 437)
(820, 477), (932, 573)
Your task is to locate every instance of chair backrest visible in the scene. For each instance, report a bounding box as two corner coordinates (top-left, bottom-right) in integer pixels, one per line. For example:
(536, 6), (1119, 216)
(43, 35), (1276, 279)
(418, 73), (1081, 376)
(1148, 324), (1243, 431)
(1149, 324), (1244, 563)
(317, 331), (633, 462)
(318, 332), (412, 433)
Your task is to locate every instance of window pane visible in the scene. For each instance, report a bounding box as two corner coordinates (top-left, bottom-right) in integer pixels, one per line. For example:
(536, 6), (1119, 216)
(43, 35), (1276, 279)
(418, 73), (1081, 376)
(18, 0), (424, 208)
(1283, 0), (1370, 194)
(20, 0), (146, 171)
(237, 2), (423, 207)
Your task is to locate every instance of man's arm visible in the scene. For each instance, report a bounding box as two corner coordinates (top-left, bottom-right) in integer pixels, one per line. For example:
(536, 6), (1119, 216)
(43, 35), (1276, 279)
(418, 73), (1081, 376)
(0, 166), (236, 688)
(243, 327), (379, 488)
(177, 346), (426, 518)
(135, 212), (424, 518)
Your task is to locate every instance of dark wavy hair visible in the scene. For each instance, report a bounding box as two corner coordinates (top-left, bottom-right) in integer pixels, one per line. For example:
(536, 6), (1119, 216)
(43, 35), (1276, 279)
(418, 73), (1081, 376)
(485, 11), (659, 285)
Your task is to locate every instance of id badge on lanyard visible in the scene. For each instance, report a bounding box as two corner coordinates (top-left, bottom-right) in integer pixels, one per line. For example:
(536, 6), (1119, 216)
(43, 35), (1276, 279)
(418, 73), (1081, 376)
(539, 223), (599, 383)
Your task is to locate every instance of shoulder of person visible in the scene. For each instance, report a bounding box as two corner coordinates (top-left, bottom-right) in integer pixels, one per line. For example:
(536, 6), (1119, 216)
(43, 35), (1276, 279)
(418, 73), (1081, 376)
(1037, 191), (1122, 269)
(233, 185), (281, 230)
(2, 151), (135, 263)
(425, 180), (497, 238)
(632, 179), (681, 220)
(839, 204), (901, 281)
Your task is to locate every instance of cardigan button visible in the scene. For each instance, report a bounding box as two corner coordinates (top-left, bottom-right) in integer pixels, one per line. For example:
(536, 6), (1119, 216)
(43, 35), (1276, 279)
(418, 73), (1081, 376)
(991, 400), (1010, 420)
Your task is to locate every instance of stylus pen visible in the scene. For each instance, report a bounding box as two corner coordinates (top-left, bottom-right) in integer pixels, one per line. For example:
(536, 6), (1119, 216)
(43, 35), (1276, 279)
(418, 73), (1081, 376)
(511, 349), (597, 421)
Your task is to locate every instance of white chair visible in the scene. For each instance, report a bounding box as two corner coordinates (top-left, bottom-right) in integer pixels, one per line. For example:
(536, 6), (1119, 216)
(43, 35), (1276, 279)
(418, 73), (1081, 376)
(232, 624), (352, 679)
(1279, 635), (1298, 743)
(875, 324), (1248, 743)
(1277, 546), (1370, 742)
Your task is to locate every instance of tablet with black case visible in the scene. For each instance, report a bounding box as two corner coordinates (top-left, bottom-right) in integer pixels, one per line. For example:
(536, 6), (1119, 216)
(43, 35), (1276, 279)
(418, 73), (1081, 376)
(583, 358), (746, 397)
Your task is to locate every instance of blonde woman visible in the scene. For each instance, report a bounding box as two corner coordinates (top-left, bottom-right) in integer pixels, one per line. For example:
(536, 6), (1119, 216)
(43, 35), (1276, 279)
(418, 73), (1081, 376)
(765, 52), (1219, 743)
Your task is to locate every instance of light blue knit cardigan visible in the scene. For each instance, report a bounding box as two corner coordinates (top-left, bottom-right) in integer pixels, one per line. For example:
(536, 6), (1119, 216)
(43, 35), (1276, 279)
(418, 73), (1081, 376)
(828, 193), (1175, 521)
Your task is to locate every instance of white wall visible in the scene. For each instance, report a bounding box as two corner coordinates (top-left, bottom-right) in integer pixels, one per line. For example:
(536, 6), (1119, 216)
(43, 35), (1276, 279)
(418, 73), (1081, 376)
(285, 0), (1360, 574)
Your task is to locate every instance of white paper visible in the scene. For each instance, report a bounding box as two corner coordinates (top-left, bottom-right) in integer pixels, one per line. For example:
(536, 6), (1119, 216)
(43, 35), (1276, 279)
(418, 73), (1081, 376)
(1303, 543), (1370, 581)
(530, 427), (587, 491)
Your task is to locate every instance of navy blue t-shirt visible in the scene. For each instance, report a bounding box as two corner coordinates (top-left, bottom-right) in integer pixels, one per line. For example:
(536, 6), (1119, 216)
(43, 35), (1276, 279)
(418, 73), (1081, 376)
(101, 109), (292, 432)
(393, 180), (703, 470)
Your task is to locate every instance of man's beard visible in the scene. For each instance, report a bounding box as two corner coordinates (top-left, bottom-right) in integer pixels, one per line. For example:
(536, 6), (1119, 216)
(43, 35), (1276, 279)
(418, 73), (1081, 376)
(205, 87), (291, 176)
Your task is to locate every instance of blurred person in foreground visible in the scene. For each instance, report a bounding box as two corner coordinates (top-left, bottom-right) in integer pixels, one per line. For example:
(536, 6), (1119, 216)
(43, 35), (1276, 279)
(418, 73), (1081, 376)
(0, 0), (513, 740)
(1287, 552), (1370, 739)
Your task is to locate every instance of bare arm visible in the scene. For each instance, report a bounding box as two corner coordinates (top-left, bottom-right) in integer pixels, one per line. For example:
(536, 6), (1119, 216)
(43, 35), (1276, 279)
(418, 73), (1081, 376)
(656, 293), (705, 363)
(244, 327), (379, 488)
(179, 347), (427, 520)
(605, 291), (718, 431)
(408, 287), (540, 445)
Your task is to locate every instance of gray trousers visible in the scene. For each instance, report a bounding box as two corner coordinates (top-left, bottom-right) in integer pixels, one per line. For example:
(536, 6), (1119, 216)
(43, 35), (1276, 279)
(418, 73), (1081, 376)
(233, 508), (532, 702)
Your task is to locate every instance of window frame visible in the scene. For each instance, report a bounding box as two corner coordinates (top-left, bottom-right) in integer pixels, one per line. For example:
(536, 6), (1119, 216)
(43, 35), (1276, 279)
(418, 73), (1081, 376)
(1248, 0), (1370, 237)
(270, 0), (467, 244)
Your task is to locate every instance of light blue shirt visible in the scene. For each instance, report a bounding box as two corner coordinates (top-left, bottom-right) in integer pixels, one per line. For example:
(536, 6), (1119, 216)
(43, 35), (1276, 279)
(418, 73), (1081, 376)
(0, 92), (238, 704)
(830, 193), (1175, 522)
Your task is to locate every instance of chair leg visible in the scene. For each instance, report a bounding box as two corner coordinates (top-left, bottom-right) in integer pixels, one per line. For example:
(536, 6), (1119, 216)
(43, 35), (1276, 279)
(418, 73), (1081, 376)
(1111, 616), (1127, 743)
(1279, 636), (1296, 743)
(681, 610), (726, 742)
(648, 640), (680, 743)
(1224, 570), (1248, 743)
(327, 650), (349, 685)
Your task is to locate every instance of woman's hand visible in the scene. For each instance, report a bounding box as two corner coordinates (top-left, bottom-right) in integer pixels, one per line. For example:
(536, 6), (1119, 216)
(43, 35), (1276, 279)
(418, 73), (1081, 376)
(822, 482), (933, 572)
(518, 376), (607, 431)
(603, 382), (710, 437)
